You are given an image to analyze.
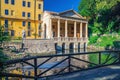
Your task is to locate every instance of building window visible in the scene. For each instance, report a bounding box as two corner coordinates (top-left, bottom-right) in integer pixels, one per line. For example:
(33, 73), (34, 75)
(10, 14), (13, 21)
(38, 14), (41, 20)
(22, 1), (26, 7)
(28, 22), (31, 27)
(38, 31), (41, 37)
(22, 12), (25, 17)
(28, 22), (31, 36)
(5, 0), (9, 4)
(5, 9), (9, 15)
(38, 4), (41, 9)
(27, 13), (31, 18)
(27, 2), (31, 7)
(4, 20), (8, 34)
(22, 21), (26, 26)
(11, 0), (15, 5)
(11, 30), (14, 36)
(28, 31), (31, 36)
(5, 20), (8, 27)
(11, 10), (14, 16)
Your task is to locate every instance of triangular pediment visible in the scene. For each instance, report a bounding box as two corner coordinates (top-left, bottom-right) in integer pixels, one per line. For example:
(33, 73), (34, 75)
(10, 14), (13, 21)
(59, 10), (84, 19)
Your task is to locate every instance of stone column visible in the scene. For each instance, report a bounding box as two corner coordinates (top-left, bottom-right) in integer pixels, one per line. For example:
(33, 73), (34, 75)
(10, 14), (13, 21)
(65, 20), (68, 37)
(74, 21), (77, 38)
(85, 23), (88, 38)
(58, 19), (60, 37)
(50, 19), (52, 38)
(80, 22), (82, 38)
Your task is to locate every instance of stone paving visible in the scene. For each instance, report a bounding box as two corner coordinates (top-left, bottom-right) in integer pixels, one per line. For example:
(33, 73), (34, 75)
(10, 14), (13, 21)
(48, 64), (120, 80)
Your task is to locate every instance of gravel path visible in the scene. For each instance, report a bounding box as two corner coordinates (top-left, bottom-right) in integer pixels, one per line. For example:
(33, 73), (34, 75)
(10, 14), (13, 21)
(48, 64), (120, 80)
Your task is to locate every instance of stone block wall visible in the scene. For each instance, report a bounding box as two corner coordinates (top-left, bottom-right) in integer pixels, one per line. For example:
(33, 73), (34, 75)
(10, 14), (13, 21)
(23, 39), (55, 53)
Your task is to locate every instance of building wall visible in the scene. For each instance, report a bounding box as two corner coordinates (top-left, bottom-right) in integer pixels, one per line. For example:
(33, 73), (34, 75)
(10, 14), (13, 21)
(23, 39), (55, 53)
(42, 11), (52, 39)
(0, 0), (43, 39)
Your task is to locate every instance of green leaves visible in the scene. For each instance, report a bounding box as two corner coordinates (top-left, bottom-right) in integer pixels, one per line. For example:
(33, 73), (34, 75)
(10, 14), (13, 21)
(78, 0), (120, 34)
(0, 26), (11, 47)
(0, 50), (8, 63)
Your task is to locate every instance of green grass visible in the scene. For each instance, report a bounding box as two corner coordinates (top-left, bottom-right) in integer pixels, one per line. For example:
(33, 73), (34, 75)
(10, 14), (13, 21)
(89, 53), (116, 67)
(89, 34), (119, 47)
(98, 36), (117, 47)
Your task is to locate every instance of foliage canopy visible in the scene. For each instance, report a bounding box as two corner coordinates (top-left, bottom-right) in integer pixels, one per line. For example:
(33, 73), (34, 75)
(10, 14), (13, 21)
(78, 0), (120, 34)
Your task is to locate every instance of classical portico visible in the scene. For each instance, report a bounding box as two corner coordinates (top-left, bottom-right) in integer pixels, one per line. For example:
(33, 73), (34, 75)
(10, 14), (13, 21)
(51, 19), (88, 38)
(43, 10), (88, 50)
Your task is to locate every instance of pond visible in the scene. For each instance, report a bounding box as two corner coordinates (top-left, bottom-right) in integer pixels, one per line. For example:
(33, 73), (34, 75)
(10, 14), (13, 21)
(56, 48), (104, 54)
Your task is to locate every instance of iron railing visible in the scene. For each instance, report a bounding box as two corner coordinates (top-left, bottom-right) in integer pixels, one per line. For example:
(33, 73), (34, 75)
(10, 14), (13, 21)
(0, 50), (120, 80)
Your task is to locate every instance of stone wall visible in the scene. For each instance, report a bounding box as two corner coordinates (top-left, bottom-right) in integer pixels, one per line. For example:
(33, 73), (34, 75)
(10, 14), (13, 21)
(23, 39), (55, 53)
(3, 42), (22, 49)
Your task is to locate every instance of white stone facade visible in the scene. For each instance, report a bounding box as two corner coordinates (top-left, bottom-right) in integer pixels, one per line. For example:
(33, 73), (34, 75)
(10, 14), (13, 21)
(42, 10), (88, 50)
(42, 10), (88, 39)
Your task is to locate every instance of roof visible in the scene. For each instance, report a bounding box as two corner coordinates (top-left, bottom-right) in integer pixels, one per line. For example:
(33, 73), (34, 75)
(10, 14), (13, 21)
(44, 9), (85, 19)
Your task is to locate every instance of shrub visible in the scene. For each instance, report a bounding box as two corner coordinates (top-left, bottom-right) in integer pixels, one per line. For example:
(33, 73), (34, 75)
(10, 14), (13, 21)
(89, 36), (99, 44)
(98, 36), (117, 47)
(0, 49), (9, 72)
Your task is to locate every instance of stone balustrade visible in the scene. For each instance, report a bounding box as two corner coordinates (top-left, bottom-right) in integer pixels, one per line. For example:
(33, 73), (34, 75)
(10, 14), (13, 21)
(53, 37), (88, 42)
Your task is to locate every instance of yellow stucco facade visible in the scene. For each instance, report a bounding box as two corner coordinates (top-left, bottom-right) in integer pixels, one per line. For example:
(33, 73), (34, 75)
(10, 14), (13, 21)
(0, 0), (43, 39)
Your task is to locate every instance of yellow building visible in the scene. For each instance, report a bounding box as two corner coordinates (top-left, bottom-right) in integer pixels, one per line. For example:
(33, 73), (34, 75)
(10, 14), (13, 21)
(0, 0), (43, 39)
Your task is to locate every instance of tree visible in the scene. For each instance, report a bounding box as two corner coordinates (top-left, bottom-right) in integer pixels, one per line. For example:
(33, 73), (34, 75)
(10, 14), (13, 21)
(0, 26), (11, 48)
(0, 26), (10, 72)
(78, 0), (120, 35)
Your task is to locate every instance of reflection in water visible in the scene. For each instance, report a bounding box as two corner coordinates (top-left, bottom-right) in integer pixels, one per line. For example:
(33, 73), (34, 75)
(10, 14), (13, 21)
(56, 48), (105, 54)
(56, 48), (87, 54)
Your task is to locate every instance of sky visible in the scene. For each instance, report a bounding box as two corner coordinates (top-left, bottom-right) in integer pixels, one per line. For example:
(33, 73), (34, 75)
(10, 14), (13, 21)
(44, 0), (81, 12)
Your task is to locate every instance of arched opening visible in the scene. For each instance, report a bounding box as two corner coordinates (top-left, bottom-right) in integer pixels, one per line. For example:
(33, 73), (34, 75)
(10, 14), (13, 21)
(62, 43), (65, 53)
(62, 43), (65, 50)
(78, 43), (80, 49)
(44, 24), (47, 39)
(55, 43), (63, 54)
(84, 43), (86, 52)
(69, 43), (74, 53)
(55, 43), (57, 51)
(78, 43), (80, 52)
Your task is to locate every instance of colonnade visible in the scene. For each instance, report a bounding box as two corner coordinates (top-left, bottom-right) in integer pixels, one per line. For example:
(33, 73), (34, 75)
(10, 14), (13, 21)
(50, 19), (88, 38)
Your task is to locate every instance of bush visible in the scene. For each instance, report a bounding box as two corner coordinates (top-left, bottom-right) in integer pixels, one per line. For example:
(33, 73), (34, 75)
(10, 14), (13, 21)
(89, 34), (118, 48)
(98, 36), (117, 47)
(89, 36), (99, 44)
(0, 50), (8, 63)
(0, 49), (9, 72)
